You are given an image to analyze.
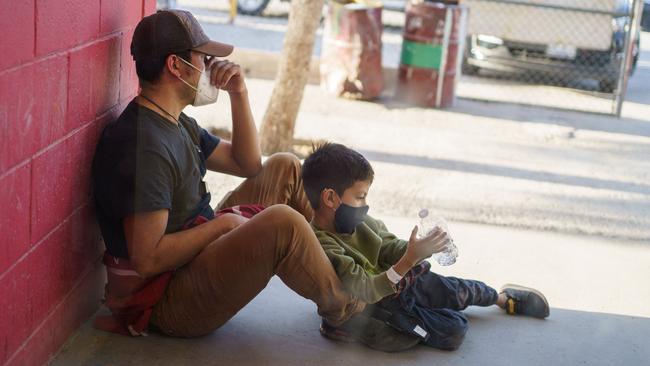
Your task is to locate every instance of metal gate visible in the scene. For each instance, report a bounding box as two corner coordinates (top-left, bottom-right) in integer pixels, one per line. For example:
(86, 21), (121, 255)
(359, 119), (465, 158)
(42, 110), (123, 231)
(456, 0), (644, 116)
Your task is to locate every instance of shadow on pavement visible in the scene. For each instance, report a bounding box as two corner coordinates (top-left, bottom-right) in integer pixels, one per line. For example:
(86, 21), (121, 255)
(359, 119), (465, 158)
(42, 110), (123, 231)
(51, 276), (650, 366)
(382, 96), (650, 140)
(357, 149), (650, 196)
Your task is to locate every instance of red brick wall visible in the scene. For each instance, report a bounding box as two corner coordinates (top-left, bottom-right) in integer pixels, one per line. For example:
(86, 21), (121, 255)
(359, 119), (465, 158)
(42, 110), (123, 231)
(0, 1), (156, 365)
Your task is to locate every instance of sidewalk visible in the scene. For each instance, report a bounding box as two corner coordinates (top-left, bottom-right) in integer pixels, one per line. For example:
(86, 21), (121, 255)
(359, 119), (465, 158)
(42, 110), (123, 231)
(51, 219), (650, 366)
(173, 2), (650, 241)
(186, 76), (650, 242)
(51, 4), (650, 364)
(52, 76), (650, 364)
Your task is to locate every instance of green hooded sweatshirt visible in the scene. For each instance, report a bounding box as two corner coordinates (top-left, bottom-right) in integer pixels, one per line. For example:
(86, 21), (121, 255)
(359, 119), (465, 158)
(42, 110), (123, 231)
(311, 215), (408, 304)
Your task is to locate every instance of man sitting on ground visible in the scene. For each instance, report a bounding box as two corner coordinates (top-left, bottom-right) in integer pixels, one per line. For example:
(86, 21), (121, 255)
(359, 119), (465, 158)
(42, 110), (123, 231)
(92, 10), (363, 338)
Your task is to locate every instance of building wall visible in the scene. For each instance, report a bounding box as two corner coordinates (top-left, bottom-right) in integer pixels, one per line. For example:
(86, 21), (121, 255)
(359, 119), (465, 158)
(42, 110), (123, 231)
(0, 1), (156, 365)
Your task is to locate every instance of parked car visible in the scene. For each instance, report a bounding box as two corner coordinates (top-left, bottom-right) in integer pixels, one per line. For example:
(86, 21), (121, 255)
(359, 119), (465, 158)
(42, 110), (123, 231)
(237, 0), (273, 15)
(462, 0), (640, 93)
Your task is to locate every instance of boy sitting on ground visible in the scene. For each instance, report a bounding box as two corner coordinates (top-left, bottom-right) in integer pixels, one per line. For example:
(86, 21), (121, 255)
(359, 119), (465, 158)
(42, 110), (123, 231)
(302, 143), (550, 352)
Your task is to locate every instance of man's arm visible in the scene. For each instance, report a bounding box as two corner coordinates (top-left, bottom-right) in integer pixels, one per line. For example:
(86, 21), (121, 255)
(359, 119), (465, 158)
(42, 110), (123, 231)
(123, 210), (247, 278)
(205, 60), (262, 177)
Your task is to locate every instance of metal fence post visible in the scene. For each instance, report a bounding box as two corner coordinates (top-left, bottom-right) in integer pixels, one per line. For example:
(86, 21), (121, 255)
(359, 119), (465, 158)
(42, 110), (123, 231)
(614, 0), (643, 117)
(230, 0), (238, 23)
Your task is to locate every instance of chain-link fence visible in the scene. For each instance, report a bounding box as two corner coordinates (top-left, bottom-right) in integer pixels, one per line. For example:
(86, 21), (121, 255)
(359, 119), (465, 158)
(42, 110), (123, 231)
(454, 0), (643, 115)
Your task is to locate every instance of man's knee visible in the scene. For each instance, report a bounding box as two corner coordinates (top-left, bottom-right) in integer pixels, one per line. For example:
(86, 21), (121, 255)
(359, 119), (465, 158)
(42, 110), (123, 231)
(264, 152), (301, 174)
(262, 204), (316, 253)
(263, 204), (311, 235)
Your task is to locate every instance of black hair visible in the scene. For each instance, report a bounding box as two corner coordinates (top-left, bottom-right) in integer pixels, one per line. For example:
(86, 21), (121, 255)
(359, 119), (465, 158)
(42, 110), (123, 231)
(135, 50), (192, 84)
(302, 142), (374, 209)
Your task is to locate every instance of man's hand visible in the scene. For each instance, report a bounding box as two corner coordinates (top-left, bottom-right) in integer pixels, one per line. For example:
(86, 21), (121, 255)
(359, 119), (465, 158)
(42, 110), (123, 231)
(209, 59), (247, 94)
(392, 226), (450, 276)
(204, 58), (261, 178)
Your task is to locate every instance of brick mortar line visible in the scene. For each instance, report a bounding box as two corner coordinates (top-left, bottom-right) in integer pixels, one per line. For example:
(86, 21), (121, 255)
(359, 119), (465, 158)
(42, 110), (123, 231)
(0, 201), (92, 282)
(30, 103), (120, 161)
(32, 0), (37, 59)
(0, 29), (132, 77)
(0, 101), (120, 180)
(0, 159), (31, 181)
(3, 264), (101, 366)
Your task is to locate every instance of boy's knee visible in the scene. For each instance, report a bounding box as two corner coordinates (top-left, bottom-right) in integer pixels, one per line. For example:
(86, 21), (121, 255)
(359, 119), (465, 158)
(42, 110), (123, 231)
(420, 310), (468, 351)
(443, 322), (468, 350)
(437, 315), (468, 351)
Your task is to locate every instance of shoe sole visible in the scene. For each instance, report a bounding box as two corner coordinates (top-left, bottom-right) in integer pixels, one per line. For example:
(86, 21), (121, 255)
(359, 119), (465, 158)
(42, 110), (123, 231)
(323, 316), (421, 352)
(500, 283), (550, 318)
(320, 325), (356, 343)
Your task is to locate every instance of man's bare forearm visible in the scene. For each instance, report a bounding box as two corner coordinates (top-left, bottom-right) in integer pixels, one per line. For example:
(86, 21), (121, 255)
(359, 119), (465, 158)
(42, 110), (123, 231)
(229, 90), (262, 175)
(130, 214), (241, 278)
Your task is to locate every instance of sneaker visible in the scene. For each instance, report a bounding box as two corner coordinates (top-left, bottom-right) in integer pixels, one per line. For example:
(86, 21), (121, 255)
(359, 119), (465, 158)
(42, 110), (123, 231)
(500, 284), (550, 319)
(320, 314), (421, 352)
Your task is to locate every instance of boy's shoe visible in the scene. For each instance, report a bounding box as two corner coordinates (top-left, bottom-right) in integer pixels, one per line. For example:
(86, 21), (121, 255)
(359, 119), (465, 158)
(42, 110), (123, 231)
(500, 284), (550, 319)
(320, 314), (421, 352)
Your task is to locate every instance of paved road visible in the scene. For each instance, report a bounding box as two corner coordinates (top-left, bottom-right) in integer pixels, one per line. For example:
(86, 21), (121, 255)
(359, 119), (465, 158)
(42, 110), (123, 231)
(171, 1), (650, 241)
(177, 0), (650, 114)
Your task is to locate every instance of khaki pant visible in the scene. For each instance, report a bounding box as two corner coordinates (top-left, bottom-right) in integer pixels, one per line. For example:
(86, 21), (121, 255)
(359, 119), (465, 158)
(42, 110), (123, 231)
(151, 153), (363, 337)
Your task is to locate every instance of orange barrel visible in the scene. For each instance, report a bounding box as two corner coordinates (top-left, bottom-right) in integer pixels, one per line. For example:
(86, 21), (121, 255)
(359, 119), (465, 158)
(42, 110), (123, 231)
(396, 1), (468, 108)
(320, 1), (384, 100)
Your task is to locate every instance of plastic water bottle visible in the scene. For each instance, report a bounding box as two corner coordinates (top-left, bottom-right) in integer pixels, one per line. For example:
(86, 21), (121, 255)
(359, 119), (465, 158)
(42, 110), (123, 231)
(417, 209), (458, 266)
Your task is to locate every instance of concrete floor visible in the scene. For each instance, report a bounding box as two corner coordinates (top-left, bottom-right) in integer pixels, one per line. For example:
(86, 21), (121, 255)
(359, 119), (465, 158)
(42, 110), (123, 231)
(51, 219), (650, 366)
(50, 4), (650, 364)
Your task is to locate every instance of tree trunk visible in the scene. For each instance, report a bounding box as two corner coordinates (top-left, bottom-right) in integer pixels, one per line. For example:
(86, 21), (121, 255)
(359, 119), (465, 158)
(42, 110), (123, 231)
(259, 0), (325, 154)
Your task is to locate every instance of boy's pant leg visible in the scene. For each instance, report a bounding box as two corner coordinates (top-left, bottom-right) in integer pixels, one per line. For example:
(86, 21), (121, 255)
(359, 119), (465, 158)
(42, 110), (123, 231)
(217, 152), (314, 221)
(412, 307), (468, 351)
(376, 296), (469, 351)
(151, 205), (363, 337)
(376, 270), (498, 350)
(409, 271), (499, 311)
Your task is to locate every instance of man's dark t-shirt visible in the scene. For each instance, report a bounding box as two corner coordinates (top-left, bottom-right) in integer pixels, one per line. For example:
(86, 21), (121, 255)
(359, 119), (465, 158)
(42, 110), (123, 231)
(92, 100), (220, 259)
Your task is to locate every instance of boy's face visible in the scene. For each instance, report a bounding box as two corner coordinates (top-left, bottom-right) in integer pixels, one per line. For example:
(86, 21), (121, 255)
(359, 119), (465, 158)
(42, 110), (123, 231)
(337, 179), (372, 208)
(321, 179), (372, 234)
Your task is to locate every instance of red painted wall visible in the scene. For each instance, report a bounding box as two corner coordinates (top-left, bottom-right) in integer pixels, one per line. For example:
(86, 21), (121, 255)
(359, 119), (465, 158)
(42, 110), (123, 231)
(0, 1), (157, 365)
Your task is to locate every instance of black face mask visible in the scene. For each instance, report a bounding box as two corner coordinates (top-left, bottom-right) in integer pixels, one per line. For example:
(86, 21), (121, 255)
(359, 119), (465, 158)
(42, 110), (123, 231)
(334, 203), (369, 234)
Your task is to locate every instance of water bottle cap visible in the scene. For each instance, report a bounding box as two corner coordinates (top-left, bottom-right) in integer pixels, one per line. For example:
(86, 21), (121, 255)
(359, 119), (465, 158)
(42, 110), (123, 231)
(418, 208), (429, 219)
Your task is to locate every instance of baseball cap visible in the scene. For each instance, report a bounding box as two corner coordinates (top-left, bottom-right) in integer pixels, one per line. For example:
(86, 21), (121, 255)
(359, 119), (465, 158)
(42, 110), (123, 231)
(131, 9), (233, 60)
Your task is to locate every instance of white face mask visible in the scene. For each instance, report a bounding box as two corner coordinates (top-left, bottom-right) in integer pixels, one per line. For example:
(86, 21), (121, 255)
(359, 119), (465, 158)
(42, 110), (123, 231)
(177, 57), (219, 106)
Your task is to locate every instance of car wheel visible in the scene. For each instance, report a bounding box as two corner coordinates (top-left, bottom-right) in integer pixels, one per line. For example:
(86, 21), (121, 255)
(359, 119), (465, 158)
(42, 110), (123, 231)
(462, 58), (479, 76)
(237, 0), (271, 15)
(598, 78), (617, 93)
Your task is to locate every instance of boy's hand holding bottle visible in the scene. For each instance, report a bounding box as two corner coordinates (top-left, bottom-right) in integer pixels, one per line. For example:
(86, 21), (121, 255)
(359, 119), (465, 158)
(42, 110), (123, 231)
(391, 209), (459, 276)
(393, 225), (449, 275)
